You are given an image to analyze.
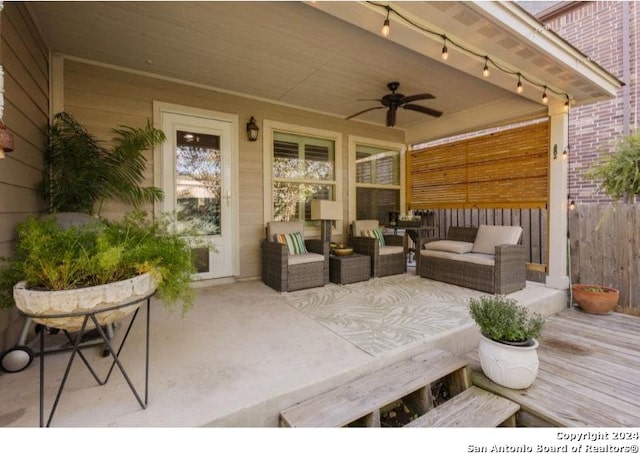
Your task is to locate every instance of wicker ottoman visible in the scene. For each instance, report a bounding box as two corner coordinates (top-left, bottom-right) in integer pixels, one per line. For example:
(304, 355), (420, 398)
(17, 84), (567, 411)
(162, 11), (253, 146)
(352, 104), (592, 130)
(329, 253), (370, 285)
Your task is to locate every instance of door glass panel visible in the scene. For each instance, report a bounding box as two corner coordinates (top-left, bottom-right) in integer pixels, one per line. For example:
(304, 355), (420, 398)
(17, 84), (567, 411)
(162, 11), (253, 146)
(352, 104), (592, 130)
(175, 130), (221, 236)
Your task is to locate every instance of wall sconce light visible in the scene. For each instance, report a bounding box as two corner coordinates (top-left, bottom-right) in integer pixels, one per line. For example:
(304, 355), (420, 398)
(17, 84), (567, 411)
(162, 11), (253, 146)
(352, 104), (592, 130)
(0, 121), (14, 159)
(246, 116), (259, 142)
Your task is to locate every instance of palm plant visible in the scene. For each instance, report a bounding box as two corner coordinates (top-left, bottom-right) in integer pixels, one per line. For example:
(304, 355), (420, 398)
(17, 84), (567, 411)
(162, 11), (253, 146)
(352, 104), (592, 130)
(41, 112), (166, 215)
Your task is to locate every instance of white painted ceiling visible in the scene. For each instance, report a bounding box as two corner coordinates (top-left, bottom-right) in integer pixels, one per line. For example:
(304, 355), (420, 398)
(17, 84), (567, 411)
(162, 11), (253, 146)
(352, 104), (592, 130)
(26, 1), (619, 143)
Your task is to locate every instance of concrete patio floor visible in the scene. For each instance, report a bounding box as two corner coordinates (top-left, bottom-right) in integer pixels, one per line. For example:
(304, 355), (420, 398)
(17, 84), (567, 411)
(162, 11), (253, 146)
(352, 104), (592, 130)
(0, 271), (567, 428)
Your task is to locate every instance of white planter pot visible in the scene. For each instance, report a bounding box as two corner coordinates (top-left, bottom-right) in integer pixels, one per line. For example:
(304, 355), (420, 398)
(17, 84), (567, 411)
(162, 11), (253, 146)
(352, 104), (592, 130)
(478, 334), (539, 389)
(14, 273), (157, 331)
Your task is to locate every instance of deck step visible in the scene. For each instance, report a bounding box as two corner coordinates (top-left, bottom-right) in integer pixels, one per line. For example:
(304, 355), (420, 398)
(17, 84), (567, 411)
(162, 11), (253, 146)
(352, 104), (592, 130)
(405, 386), (520, 427)
(280, 348), (469, 427)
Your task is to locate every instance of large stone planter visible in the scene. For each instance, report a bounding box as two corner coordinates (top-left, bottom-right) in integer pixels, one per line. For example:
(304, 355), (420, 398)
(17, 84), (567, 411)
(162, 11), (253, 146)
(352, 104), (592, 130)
(478, 334), (539, 389)
(14, 273), (157, 331)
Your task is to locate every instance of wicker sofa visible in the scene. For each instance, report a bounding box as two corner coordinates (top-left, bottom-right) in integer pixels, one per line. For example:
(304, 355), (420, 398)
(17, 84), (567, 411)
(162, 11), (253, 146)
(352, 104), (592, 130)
(349, 220), (406, 278)
(417, 225), (526, 294)
(261, 221), (329, 292)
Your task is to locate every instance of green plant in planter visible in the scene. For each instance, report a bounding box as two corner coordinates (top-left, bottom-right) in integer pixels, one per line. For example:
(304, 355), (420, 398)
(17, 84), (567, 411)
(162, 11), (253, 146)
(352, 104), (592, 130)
(41, 112), (166, 215)
(585, 129), (640, 204)
(469, 295), (544, 344)
(0, 211), (196, 314)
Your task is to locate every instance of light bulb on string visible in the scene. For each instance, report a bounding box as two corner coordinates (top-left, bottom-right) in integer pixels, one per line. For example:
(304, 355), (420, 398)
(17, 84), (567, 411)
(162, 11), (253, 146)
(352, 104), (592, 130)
(516, 74), (523, 94)
(483, 57), (489, 77)
(542, 86), (548, 104)
(381, 7), (390, 37)
(441, 37), (449, 60)
(564, 96), (570, 112)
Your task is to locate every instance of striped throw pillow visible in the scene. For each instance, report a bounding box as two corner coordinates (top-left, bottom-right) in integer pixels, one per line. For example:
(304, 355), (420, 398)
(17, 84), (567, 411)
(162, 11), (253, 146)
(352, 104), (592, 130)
(362, 228), (385, 246)
(275, 231), (308, 255)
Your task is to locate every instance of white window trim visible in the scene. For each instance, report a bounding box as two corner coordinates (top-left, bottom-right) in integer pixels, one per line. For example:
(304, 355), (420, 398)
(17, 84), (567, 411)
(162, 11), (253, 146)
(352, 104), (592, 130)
(263, 120), (343, 237)
(348, 135), (406, 225)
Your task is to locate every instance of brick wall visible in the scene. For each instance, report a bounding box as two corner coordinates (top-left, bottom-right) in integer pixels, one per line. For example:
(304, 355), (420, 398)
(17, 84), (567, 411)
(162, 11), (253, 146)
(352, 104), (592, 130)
(543, 1), (637, 203)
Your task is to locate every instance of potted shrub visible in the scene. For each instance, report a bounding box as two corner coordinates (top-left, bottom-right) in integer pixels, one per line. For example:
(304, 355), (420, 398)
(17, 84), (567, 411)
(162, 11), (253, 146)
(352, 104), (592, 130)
(469, 295), (545, 389)
(571, 284), (619, 315)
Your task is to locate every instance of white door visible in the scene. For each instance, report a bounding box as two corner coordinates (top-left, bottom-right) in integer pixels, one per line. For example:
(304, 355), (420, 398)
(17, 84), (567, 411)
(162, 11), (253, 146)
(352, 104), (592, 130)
(160, 110), (235, 279)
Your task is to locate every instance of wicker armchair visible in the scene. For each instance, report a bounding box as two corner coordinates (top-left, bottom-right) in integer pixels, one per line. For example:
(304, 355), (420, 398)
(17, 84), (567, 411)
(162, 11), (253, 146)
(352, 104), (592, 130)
(349, 220), (406, 278)
(261, 221), (329, 292)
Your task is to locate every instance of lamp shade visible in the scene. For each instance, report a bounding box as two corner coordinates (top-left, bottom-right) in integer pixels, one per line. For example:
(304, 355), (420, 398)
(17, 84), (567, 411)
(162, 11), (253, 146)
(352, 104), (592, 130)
(310, 200), (342, 220)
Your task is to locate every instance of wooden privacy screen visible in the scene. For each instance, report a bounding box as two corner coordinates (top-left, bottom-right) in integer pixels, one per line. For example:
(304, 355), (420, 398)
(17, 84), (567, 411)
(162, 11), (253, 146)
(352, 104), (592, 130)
(408, 121), (550, 210)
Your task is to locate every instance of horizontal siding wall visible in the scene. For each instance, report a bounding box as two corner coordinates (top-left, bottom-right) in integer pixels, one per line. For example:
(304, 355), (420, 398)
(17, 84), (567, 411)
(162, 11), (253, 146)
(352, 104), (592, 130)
(62, 59), (404, 280)
(0, 3), (49, 351)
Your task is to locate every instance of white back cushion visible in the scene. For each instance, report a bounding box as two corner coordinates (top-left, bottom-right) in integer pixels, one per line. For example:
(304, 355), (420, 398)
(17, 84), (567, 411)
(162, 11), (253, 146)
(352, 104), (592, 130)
(471, 225), (522, 255)
(353, 220), (380, 237)
(267, 221), (304, 242)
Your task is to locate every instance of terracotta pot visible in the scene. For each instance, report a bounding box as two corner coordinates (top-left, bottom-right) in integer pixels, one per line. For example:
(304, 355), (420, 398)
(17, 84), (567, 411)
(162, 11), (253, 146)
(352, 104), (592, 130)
(572, 284), (619, 315)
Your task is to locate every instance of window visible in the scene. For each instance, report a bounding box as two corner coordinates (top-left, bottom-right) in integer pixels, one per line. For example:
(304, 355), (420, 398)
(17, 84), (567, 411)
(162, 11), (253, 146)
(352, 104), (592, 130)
(264, 123), (341, 228)
(349, 138), (404, 226)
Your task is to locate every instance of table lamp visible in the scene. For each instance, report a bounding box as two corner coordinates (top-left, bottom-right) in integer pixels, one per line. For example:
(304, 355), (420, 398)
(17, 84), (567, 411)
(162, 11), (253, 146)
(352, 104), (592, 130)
(311, 200), (342, 243)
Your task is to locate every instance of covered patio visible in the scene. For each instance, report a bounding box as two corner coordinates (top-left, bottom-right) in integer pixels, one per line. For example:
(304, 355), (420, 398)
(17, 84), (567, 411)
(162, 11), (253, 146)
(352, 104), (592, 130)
(0, 1), (626, 432)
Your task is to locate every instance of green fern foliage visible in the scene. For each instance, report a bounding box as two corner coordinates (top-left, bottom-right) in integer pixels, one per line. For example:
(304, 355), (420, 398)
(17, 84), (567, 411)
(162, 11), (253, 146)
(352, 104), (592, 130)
(41, 112), (166, 215)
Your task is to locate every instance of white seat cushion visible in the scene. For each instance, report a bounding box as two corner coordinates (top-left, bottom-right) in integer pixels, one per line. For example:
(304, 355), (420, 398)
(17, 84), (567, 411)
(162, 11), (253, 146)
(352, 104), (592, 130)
(421, 249), (495, 266)
(471, 225), (522, 255)
(379, 245), (404, 256)
(288, 252), (325, 265)
(424, 240), (474, 254)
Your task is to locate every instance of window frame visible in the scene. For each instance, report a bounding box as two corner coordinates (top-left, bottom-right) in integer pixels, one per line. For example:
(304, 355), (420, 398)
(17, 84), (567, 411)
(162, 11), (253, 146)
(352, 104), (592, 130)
(263, 120), (343, 237)
(348, 136), (406, 225)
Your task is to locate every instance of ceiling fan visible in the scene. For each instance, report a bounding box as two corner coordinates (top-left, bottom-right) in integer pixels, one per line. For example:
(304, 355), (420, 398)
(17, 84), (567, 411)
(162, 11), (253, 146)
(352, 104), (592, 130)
(346, 81), (443, 127)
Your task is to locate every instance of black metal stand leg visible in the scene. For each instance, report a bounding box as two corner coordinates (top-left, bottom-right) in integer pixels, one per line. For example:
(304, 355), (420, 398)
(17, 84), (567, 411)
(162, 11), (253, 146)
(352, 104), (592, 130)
(33, 295), (152, 427)
(39, 323), (44, 428)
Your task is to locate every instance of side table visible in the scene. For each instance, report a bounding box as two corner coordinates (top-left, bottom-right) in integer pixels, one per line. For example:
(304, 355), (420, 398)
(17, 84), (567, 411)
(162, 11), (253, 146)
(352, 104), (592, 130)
(329, 253), (371, 284)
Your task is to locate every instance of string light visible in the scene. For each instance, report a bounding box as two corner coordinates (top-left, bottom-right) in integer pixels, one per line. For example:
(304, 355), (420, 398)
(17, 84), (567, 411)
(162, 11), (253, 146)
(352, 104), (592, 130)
(516, 73), (523, 94)
(569, 199), (576, 210)
(381, 6), (390, 37)
(368, 2), (570, 106)
(564, 95), (570, 112)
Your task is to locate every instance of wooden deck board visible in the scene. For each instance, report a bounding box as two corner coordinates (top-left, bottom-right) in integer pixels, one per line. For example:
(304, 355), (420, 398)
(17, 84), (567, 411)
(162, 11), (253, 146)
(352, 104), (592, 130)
(467, 309), (640, 427)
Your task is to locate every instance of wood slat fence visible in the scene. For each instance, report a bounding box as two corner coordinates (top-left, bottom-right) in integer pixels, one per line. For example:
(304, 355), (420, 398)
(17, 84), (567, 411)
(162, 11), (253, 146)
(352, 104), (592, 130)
(569, 203), (639, 315)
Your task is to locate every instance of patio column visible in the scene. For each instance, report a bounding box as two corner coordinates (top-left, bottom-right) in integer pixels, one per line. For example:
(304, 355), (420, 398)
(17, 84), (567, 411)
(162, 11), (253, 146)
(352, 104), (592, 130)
(546, 103), (570, 290)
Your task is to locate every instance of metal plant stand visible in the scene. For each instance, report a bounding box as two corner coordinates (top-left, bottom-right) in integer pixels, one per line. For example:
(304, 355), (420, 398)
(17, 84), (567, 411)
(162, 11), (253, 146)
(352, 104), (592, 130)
(18, 292), (154, 427)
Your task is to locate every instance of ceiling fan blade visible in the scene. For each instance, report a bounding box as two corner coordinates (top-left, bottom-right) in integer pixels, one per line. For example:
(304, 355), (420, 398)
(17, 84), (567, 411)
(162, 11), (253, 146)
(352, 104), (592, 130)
(403, 103), (443, 118)
(356, 98), (383, 102)
(345, 106), (384, 120)
(386, 108), (397, 127)
(400, 93), (435, 104)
